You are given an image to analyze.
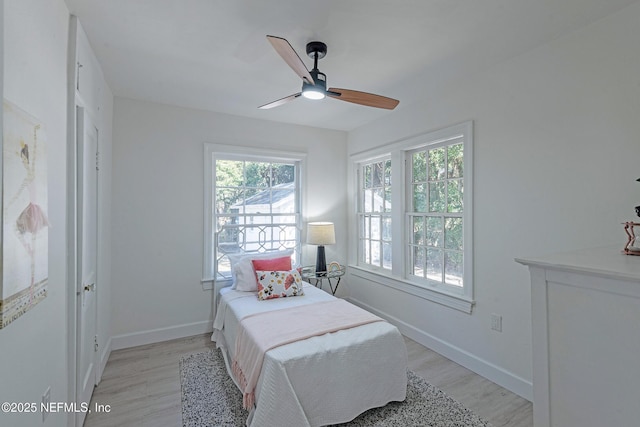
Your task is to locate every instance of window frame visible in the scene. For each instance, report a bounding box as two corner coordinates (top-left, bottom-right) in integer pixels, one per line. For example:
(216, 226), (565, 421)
(203, 143), (306, 290)
(349, 121), (473, 312)
(356, 154), (393, 272)
(405, 136), (468, 297)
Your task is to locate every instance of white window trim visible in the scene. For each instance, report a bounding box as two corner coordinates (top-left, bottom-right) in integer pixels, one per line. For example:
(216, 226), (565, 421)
(202, 143), (307, 290)
(348, 121), (474, 313)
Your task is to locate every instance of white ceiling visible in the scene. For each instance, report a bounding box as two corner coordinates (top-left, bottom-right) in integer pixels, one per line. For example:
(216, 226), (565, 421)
(64, 0), (637, 131)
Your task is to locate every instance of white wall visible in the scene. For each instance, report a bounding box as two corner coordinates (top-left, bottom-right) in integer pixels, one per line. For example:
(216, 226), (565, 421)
(347, 2), (640, 400)
(111, 98), (347, 345)
(0, 3), (113, 426)
(0, 1), (70, 426)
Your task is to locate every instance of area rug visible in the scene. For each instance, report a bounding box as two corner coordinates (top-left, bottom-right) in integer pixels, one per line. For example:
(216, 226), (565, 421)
(180, 349), (493, 427)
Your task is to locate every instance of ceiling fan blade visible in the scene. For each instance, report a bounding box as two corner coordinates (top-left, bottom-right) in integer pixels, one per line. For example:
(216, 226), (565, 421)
(258, 93), (302, 109)
(266, 35), (314, 85)
(327, 88), (399, 110)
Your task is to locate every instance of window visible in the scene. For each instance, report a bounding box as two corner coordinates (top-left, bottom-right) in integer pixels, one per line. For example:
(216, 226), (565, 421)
(351, 122), (473, 312)
(408, 140), (464, 291)
(203, 144), (304, 285)
(357, 157), (392, 270)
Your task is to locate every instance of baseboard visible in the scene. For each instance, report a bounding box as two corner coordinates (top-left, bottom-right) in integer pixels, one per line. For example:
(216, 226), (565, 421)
(111, 320), (213, 351)
(347, 297), (533, 401)
(97, 336), (112, 383)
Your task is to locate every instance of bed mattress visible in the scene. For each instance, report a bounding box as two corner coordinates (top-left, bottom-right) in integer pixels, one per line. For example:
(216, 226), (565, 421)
(212, 284), (408, 427)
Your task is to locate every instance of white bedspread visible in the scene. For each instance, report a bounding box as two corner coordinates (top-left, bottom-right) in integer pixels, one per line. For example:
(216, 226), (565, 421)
(212, 284), (408, 427)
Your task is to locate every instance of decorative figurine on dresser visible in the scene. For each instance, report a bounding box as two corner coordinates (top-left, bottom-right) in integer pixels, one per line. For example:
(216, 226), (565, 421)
(622, 177), (640, 255)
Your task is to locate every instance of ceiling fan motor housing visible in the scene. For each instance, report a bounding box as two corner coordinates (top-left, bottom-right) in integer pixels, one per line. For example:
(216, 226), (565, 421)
(303, 69), (327, 93)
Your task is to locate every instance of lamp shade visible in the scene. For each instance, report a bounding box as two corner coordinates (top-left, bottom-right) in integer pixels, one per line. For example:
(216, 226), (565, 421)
(307, 222), (336, 245)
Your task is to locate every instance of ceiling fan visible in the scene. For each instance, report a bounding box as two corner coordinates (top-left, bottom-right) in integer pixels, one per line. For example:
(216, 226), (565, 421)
(259, 35), (399, 110)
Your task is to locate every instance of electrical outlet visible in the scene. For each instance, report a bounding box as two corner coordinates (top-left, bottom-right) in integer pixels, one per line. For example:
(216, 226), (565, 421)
(491, 313), (502, 332)
(42, 387), (51, 422)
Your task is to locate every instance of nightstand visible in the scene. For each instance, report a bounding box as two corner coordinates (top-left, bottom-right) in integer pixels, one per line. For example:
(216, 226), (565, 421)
(300, 264), (346, 295)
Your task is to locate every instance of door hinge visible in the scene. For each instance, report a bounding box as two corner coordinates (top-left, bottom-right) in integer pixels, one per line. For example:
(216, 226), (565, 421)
(94, 336), (99, 352)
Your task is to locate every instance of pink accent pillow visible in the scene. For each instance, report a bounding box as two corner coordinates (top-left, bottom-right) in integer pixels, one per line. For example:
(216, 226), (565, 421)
(251, 256), (292, 287)
(255, 270), (304, 300)
(251, 256), (292, 272)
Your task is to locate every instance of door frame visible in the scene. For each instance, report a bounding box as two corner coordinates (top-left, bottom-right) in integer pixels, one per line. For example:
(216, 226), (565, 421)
(66, 16), (79, 427)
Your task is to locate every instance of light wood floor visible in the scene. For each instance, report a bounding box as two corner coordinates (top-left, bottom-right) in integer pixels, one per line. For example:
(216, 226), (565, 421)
(85, 334), (532, 427)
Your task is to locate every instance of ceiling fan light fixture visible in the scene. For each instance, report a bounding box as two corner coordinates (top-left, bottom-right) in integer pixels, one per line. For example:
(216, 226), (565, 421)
(302, 87), (325, 100)
(302, 69), (327, 100)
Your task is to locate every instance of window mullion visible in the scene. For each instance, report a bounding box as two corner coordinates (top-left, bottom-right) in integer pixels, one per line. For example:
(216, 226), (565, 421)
(391, 150), (404, 276)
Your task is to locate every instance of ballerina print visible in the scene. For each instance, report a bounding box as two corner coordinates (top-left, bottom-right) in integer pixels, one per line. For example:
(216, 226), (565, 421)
(1, 100), (48, 328)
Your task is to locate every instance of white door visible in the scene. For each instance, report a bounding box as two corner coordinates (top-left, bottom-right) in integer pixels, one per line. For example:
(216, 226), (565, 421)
(76, 107), (98, 426)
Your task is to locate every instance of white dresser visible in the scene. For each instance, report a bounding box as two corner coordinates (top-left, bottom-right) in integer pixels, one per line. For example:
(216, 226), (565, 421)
(517, 246), (640, 427)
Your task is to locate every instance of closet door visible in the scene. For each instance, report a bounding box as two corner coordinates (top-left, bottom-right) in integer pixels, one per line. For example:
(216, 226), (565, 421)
(76, 106), (99, 426)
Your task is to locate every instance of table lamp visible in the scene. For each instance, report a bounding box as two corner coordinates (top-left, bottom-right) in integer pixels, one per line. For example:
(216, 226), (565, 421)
(307, 222), (336, 275)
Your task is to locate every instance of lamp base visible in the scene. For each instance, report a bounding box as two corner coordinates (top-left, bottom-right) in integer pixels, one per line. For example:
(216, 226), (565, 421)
(315, 245), (327, 276)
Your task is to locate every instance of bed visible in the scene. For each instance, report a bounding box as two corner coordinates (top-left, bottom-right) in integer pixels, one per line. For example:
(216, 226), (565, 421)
(212, 274), (408, 426)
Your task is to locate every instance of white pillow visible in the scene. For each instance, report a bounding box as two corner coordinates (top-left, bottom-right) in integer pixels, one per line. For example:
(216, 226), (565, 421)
(228, 250), (294, 291)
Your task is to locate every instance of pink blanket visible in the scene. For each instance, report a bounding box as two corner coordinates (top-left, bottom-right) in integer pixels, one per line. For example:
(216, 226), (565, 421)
(231, 299), (383, 409)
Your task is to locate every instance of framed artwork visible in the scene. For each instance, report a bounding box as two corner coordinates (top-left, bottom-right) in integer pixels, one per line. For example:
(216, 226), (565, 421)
(0, 99), (49, 328)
